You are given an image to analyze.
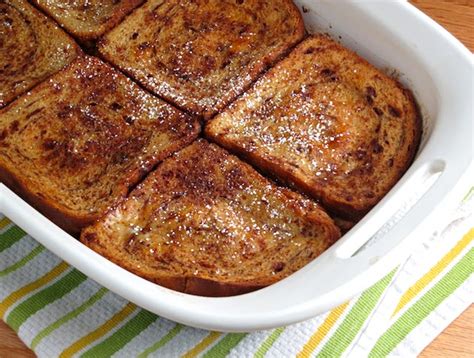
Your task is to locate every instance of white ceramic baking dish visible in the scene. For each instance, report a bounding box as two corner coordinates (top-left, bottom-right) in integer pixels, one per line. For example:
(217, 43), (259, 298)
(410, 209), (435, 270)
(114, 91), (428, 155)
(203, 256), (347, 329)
(1, 0), (473, 332)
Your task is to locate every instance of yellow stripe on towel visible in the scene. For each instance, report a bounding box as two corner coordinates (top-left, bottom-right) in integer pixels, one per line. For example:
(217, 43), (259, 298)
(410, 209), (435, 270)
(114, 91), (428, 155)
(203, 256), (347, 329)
(59, 302), (136, 358)
(0, 262), (69, 318)
(183, 332), (222, 358)
(296, 301), (350, 358)
(0, 217), (11, 230)
(392, 228), (474, 316)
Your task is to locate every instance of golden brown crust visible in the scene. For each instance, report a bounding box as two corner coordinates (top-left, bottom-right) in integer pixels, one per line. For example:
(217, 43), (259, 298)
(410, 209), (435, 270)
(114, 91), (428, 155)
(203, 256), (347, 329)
(0, 55), (200, 235)
(332, 216), (356, 234)
(183, 277), (266, 297)
(98, 0), (305, 119)
(206, 34), (422, 220)
(81, 140), (340, 296)
(31, 0), (144, 41)
(81, 233), (266, 295)
(0, 163), (93, 235)
(0, 0), (81, 108)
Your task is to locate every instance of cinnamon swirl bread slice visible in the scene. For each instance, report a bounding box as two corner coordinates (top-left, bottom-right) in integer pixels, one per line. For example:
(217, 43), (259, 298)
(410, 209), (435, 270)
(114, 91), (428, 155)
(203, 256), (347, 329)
(98, 0), (305, 119)
(206, 35), (422, 221)
(82, 140), (340, 296)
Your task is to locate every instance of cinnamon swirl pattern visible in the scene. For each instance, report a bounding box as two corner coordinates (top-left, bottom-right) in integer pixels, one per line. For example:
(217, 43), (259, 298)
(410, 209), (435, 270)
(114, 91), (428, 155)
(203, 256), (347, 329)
(0, 0), (80, 108)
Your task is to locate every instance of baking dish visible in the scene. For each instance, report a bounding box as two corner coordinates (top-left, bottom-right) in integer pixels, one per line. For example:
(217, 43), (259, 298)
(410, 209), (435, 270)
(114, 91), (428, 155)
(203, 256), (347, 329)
(1, 0), (473, 332)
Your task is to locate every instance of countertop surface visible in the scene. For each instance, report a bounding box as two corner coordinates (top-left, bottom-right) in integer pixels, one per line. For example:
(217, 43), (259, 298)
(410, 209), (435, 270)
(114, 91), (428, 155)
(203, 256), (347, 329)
(1, 0), (473, 357)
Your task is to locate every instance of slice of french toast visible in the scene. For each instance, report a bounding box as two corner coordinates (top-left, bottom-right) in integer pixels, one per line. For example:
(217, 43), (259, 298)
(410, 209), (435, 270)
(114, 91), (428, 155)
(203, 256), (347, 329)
(206, 35), (422, 221)
(98, 0), (305, 119)
(81, 140), (340, 297)
(31, 0), (144, 42)
(0, 55), (200, 235)
(0, 0), (81, 108)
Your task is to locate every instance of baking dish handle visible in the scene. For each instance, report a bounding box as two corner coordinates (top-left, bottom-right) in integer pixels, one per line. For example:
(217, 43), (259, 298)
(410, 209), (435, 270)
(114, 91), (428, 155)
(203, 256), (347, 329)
(316, 161), (473, 297)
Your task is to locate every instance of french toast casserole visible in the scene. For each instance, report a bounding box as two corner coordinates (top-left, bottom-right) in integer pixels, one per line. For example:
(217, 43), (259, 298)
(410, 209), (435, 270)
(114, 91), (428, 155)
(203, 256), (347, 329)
(0, 0), (421, 296)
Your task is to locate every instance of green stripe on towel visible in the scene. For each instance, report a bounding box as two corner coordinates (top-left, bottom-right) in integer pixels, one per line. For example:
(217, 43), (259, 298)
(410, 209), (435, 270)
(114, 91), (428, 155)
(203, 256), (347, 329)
(318, 269), (396, 357)
(203, 333), (248, 358)
(82, 309), (158, 357)
(31, 287), (109, 350)
(0, 246), (45, 278)
(7, 269), (87, 331)
(370, 248), (473, 357)
(0, 226), (26, 253)
(254, 327), (286, 358)
(138, 324), (184, 358)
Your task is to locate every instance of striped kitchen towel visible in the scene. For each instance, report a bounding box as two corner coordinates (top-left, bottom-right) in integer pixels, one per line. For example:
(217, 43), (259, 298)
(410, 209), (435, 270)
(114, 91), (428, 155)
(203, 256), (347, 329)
(0, 188), (472, 357)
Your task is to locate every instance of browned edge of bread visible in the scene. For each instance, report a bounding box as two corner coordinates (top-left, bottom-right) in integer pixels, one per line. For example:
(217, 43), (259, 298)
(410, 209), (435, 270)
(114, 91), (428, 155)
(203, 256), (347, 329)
(82, 197), (340, 297)
(0, 163), (94, 234)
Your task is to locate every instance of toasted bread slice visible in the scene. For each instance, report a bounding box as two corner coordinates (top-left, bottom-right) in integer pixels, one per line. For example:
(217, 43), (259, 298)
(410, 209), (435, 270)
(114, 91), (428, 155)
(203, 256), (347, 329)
(206, 35), (422, 220)
(0, 0), (81, 108)
(31, 0), (144, 42)
(81, 140), (340, 296)
(0, 56), (200, 235)
(98, 0), (305, 119)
